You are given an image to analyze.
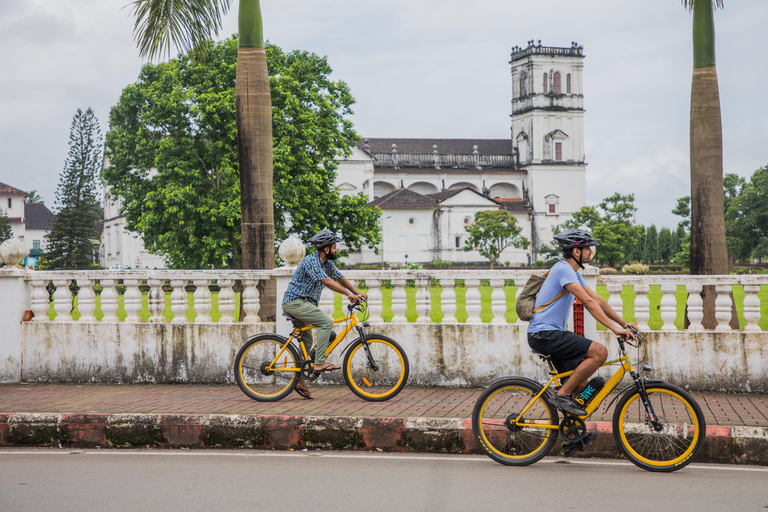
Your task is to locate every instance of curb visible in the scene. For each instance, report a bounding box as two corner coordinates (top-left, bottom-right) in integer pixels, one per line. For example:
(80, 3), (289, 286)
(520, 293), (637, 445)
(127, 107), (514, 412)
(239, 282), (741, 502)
(1, 412), (766, 465)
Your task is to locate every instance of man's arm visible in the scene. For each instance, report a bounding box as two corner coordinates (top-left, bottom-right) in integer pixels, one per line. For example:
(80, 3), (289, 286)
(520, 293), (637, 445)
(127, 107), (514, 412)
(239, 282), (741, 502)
(320, 277), (367, 302)
(564, 282), (634, 338)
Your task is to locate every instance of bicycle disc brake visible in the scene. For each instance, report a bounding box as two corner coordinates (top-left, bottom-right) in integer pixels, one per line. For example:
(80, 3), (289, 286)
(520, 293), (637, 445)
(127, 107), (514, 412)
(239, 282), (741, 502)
(505, 412), (525, 432)
(559, 416), (587, 443)
(259, 362), (275, 377)
(300, 361), (320, 382)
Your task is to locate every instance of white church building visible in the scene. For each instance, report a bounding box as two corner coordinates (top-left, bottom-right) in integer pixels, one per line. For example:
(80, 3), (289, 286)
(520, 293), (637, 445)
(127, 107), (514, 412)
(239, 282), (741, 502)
(338, 41), (587, 266)
(99, 40), (587, 268)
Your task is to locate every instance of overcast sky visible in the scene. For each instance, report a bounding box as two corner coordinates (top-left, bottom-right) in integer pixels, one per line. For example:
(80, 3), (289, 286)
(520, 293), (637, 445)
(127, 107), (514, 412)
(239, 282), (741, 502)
(1, 0), (767, 229)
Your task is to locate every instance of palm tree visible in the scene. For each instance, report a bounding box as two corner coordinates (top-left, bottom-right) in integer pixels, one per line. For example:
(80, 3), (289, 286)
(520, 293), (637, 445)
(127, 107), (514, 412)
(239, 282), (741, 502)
(129, 0), (276, 319)
(683, 0), (736, 328)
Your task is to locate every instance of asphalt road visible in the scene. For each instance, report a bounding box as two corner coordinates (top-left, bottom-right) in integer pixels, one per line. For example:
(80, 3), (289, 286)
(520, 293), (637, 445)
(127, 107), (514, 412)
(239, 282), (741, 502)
(1, 449), (767, 512)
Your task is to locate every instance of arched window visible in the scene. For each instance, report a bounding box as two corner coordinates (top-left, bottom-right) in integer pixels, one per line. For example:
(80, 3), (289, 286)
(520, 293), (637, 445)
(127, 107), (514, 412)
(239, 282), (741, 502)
(519, 72), (527, 97)
(543, 73), (548, 94)
(553, 72), (561, 94)
(566, 73), (572, 94)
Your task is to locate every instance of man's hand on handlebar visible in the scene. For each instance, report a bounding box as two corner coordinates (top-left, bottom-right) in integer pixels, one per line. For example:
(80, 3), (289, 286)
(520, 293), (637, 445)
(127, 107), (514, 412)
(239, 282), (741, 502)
(346, 293), (367, 304)
(616, 322), (638, 340)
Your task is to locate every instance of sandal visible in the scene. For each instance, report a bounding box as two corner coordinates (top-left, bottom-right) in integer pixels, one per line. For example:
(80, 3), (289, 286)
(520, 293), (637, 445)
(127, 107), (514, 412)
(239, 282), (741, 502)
(295, 386), (313, 400)
(313, 363), (340, 372)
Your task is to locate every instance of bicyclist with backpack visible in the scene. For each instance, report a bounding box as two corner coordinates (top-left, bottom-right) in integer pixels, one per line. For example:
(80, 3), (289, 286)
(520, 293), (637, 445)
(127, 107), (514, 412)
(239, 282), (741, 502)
(527, 229), (636, 418)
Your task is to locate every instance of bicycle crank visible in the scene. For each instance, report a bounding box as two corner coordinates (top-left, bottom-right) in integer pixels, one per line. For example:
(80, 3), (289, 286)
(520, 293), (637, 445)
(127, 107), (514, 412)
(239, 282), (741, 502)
(559, 416), (587, 443)
(300, 361), (321, 382)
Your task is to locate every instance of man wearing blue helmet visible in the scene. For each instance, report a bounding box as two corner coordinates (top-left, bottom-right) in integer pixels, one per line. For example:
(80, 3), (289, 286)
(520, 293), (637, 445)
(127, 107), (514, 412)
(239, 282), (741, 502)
(282, 230), (367, 399)
(528, 228), (636, 417)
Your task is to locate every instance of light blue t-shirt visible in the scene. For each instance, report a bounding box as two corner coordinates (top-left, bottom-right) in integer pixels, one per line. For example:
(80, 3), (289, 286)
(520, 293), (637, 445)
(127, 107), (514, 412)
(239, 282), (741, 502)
(527, 260), (587, 333)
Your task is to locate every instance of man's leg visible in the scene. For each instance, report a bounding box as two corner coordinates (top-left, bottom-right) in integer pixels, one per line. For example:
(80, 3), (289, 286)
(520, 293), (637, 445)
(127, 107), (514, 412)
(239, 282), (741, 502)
(557, 342), (608, 397)
(282, 299), (334, 366)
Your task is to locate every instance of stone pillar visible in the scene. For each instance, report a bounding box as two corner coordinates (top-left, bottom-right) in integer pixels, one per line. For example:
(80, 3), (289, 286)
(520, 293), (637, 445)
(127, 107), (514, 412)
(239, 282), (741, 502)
(274, 234), (305, 337)
(0, 267), (28, 382)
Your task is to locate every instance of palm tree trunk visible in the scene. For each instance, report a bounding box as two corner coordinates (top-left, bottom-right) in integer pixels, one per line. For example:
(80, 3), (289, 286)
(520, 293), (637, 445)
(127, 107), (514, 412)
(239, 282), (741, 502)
(688, 0), (737, 328)
(237, 0), (276, 320)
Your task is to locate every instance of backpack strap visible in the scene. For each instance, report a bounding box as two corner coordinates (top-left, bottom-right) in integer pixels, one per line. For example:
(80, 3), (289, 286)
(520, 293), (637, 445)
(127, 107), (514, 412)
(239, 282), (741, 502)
(532, 269), (567, 314)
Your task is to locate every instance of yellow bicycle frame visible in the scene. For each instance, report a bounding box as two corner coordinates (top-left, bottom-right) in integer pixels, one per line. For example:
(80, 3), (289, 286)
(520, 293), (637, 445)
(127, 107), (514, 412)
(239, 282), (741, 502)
(266, 313), (361, 372)
(512, 353), (636, 429)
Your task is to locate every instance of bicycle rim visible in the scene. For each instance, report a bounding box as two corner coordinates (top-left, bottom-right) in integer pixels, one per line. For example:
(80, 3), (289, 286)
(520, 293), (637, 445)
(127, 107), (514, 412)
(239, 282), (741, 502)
(343, 336), (409, 401)
(235, 337), (299, 401)
(614, 385), (704, 471)
(473, 380), (558, 465)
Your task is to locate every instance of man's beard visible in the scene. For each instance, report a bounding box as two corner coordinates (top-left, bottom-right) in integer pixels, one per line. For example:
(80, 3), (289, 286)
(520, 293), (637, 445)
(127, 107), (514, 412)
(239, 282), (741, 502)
(327, 251), (338, 260)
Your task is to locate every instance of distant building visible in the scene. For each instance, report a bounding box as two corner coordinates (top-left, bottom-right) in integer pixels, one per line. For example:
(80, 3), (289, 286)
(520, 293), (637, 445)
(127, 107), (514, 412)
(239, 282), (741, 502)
(0, 181), (55, 263)
(335, 41), (587, 265)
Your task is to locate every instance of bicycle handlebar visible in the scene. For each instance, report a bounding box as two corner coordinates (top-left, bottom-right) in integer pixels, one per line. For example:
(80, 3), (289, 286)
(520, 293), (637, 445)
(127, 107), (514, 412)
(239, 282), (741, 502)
(346, 295), (367, 312)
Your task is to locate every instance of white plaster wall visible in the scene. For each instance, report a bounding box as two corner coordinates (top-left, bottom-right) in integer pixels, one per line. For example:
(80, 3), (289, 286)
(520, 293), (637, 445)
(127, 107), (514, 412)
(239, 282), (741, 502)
(9, 321), (768, 391)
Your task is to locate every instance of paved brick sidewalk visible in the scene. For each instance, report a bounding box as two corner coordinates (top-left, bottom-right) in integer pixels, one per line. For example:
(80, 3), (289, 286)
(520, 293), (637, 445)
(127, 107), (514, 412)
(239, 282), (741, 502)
(1, 383), (767, 427)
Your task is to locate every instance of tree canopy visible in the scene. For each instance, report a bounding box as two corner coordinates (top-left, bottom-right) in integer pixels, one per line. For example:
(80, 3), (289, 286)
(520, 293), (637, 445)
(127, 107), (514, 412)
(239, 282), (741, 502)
(557, 193), (642, 268)
(42, 108), (103, 270)
(463, 210), (529, 269)
(0, 208), (13, 245)
(104, 37), (381, 268)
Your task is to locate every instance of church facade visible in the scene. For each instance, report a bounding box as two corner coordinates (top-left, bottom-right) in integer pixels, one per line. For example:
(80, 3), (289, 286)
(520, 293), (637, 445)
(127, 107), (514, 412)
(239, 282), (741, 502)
(336, 41), (587, 266)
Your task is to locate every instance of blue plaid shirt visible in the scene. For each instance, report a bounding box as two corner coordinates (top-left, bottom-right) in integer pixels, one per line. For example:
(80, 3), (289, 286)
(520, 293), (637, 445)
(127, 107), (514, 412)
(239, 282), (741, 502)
(282, 251), (344, 306)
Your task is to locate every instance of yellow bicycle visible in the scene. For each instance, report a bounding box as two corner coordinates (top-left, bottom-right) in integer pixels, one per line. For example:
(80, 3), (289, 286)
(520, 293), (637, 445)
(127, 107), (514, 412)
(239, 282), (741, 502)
(234, 299), (409, 402)
(472, 328), (706, 472)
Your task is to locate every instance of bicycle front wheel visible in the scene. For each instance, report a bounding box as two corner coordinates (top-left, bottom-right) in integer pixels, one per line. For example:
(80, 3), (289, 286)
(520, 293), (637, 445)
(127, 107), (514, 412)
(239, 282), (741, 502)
(472, 378), (559, 466)
(613, 382), (705, 472)
(234, 334), (300, 402)
(343, 335), (409, 401)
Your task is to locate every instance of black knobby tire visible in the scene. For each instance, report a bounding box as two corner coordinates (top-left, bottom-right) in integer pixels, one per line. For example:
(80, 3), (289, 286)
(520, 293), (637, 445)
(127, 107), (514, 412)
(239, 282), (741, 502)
(342, 335), (409, 401)
(472, 378), (559, 466)
(234, 334), (300, 402)
(612, 381), (705, 472)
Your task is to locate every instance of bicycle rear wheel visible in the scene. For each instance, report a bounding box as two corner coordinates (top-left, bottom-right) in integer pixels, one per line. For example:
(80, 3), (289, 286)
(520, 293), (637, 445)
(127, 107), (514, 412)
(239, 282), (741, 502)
(342, 335), (409, 401)
(613, 382), (705, 472)
(234, 334), (300, 402)
(472, 378), (559, 466)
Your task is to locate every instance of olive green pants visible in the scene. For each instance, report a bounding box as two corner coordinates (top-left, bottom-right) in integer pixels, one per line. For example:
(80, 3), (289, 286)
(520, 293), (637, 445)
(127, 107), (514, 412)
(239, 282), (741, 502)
(282, 298), (334, 364)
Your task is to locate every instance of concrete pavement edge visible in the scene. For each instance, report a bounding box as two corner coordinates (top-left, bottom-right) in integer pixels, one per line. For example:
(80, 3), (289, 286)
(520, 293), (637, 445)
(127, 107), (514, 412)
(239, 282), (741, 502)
(0, 412), (766, 465)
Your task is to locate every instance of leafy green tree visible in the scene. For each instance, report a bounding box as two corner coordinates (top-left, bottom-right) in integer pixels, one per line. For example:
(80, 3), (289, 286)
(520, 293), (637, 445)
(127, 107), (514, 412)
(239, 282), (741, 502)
(43, 108), (103, 270)
(464, 210), (529, 269)
(104, 38), (380, 269)
(672, 196), (691, 232)
(658, 227), (673, 264)
(560, 193), (642, 267)
(643, 225), (659, 264)
(726, 165), (768, 263)
(0, 208), (13, 244)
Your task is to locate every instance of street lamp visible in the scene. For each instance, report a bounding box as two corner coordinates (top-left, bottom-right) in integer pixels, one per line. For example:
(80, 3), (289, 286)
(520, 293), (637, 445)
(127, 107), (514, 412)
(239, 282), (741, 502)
(404, 254), (408, 267)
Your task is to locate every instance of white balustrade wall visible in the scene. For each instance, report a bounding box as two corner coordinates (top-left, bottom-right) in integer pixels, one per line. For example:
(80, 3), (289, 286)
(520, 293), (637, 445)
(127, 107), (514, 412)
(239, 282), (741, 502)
(2, 267), (768, 390)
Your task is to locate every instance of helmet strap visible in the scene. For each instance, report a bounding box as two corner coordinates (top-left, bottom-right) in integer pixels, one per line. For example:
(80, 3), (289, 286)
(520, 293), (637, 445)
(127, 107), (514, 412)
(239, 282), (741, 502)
(577, 247), (585, 270)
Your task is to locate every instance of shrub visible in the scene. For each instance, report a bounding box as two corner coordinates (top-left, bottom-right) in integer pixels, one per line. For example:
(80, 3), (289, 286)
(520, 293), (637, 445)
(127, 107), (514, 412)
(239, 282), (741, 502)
(622, 263), (649, 275)
(404, 262), (424, 270)
(534, 260), (546, 268)
(600, 267), (618, 275)
(430, 258), (452, 269)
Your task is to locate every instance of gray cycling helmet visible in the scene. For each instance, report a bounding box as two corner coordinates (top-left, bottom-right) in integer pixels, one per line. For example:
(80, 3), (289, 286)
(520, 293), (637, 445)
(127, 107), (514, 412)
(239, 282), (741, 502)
(308, 230), (342, 249)
(554, 228), (600, 249)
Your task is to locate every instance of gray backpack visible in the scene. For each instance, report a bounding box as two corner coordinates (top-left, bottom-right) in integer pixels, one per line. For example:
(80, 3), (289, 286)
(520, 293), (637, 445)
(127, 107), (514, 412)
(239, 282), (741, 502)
(515, 270), (567, 321)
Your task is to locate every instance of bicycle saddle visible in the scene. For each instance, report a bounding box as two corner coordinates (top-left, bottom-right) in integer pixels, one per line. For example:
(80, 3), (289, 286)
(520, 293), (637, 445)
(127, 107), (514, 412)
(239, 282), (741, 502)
(281, 312), (302, 328)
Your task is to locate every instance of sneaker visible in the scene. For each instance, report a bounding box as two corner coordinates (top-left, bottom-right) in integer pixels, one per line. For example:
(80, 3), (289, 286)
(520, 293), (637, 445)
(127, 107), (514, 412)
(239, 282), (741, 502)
(548, 393), (588, 416)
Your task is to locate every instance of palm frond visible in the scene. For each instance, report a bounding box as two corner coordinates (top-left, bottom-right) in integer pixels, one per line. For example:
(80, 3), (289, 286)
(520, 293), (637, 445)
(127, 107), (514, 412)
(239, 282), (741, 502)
(681, 0), (724, 12)
(128, 0), (231, 60)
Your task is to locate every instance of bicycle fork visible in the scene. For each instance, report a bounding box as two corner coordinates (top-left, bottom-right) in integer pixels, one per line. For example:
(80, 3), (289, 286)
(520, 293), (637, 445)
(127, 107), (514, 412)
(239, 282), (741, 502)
(355, 326), (379, 371)
(629, 370), (664, 432)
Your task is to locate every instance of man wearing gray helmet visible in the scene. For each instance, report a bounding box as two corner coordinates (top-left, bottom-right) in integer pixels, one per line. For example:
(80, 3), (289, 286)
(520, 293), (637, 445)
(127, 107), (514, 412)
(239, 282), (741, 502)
(282, 230), (367, 399)
(528, 228), (636, 417)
